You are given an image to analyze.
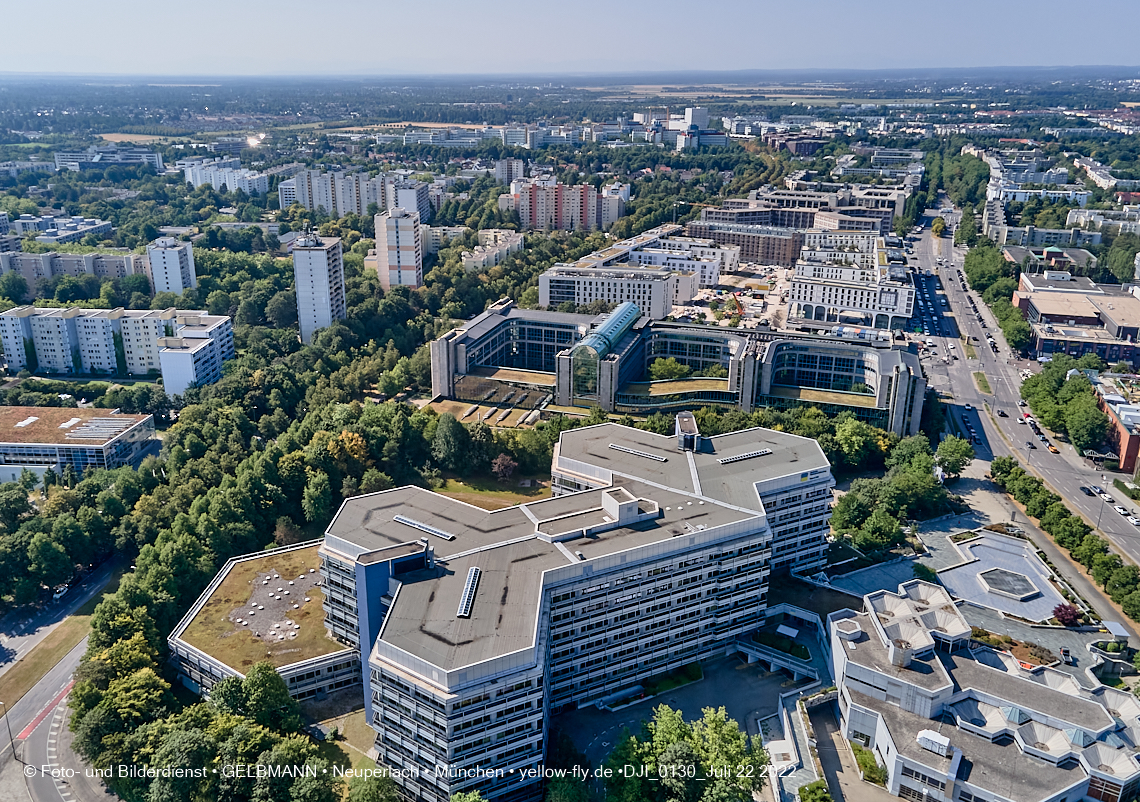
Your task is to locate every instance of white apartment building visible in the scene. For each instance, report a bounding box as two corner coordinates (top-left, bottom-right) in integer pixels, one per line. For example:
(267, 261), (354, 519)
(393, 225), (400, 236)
(0, 212), (8, 236)
(286, 170), (431, 222)
(460, 229), (524, 271)
(598, 182), (630, 230)
(790, 238), (915, 330)
(0, 307), (233, 389)
(157, 315), (235, 395)
(145, 237), (197, 295)
(420, 225), (469, 254)
(799, 229), (881, 269)
(182, 158), (269, 195)
(0, 251), (145, 295)
(292, 234), (346, 344)
(317, 419), (832, 802)
(370, 209), (423, 290)
(539, 264), (697, 318)
(831, 581), (1140, 802)
(278, 178), (298, 208)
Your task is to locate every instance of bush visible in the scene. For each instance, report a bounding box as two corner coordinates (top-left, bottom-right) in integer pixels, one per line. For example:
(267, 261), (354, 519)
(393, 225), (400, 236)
(799, 779), (833, 802)
(1052, 603), (1081, 627)
(851, 742), (887, 786)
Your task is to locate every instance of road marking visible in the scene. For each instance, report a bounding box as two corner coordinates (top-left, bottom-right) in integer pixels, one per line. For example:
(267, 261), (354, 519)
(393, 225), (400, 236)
(18, 679), (74, 740)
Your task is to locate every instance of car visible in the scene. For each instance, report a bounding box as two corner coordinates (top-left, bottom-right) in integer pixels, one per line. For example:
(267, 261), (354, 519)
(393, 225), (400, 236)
(1116, 505), (1130, 515)
(1026, 441), (1037, 449)
(1101, 493), (1115, 503)
(1017, 417), (1026, 424)
(1047, 444), (1059, 454)
(1092, 485), (1106, 494)
(997, 409), (1008, 417)
(964, 404), (972, 410)
(1038, 433), (1048, 442)
(1060, 647), (1073, 664)
(971, 335), (980, 341)
(1080, 486), (1095, 496)
(1018, 400), (1027, 407)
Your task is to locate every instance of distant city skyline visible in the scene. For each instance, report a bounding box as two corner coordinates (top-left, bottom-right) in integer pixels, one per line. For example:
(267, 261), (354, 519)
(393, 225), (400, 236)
(2, 0), (1139, 76)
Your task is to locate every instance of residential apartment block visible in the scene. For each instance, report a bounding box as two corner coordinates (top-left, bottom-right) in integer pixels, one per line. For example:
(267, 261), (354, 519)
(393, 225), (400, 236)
(369, 208), (423, 290)
(0, 250), (144, 296)
(318, 417), (832, 802)
(498, 177), (599, 231)
(460, 229), (524, 271)
(145, 237), (197, 295)
(282, 170), (431, 222)
(830, 581), (1140, 802)
(292, 234), (346, 344)
(182, 157), (269, 195)
(0, 307), (233, 391)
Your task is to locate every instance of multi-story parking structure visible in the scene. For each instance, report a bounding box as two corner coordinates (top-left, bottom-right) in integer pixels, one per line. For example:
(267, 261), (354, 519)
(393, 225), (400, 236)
(316, 417), (833, 802)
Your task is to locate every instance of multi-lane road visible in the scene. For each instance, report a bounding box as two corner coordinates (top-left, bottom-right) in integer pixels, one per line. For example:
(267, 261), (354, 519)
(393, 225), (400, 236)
(913, 202), (1140, 573)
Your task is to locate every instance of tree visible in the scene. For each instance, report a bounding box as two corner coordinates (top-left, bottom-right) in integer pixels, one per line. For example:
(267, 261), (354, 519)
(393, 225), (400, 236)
(302, 469), (332, 523)
(243, 662), (302, 733)
(855, 508), (902, 552)
(799, 780), (833, 802)
(273, 516), (304, 547)
(935, 436), (975, 478)
(1113, 361), (1133, 374)
(350, 774), (399, 802)
(451, 794), (486, 802)
(1124, 590), (1140, 623)
(649, 357), (692, 381)
(1052, 603), (1081, 627)
(265, 290), (298, 328)
(931, 216), (947, 237)
(491, 453), (517, 483)
(885, 435), (932, 471)
(28, 531), (73, 588)
(431, 413), (470, 472)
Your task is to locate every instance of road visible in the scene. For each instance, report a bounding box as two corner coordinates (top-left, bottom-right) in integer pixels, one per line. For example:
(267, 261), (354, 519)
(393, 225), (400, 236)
(0, 561), (117, 682)
(909, 200), (1139, 638)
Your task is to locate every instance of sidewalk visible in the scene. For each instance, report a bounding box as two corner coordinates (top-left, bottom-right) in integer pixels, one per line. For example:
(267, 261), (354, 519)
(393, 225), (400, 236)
(778, 696), (818, 801)
(810, 702), (895, 802)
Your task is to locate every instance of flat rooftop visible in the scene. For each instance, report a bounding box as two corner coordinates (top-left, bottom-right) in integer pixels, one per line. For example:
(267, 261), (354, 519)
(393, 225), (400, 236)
(766, 385), (880, 409)
(840, 612), (954, 692)
(343, 479), (759, 670)
(177, 544), (350, 672)
(1023, 292), (1101, 319)
(620, 378), (731, 397)
(554, 423), (832, 510)
(0, 406), (151, 446)
(850, 689), (1083, 802)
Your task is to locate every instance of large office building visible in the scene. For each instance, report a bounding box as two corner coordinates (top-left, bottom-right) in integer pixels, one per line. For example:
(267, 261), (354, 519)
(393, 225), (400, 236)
(684, 221), (805, 266)
(536, 224), (737, 315)
(145, 237), (197, 295)
(292, 234), (346, 344)
(830, 581), (1140, 802)
(498, 177), (599, 231)
(0, 405), (154, 482)
(430, 299), (925, 436)
(0, 306), (233, 390)
(11, 214), (113, 245)
(369, 208), (423, 290)
(53, 146), (164, 172)
(319, 416), (833, 802)
(789, 234), (916, 330)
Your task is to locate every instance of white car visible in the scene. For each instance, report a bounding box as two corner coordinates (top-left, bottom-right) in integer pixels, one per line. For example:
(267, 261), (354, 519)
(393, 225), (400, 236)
(1115, 505), (1130, 515)
(1129, 517), (1140, 527)
(1101, 493), (1116, 503)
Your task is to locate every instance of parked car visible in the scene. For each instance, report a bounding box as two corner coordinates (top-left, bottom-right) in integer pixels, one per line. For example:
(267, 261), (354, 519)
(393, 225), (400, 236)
(1101, 493), (1116, 503)
(1092, 485), (1106, 494)
(1129, 516), (1140, 527)
(1047, 445), (1059, 454)
(1115, 505), (1130, 515)
(1060, 647), (1073, 664)
(1080, 487), (1095, 496)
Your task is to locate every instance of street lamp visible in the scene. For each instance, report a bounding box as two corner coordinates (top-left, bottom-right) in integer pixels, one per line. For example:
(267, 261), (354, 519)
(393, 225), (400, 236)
(0, 700), (19, 764)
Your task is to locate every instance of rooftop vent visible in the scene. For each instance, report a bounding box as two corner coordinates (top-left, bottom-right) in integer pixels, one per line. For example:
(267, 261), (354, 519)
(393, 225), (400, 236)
(58, 417), (82, 429)
(608, 443), (667, 462)
(718, 448), (773, 465)
(917, 730), (952, 758)
(14, 416), (38, 428)
(456, 567), (481, 618)
(394, 514), (456, 541)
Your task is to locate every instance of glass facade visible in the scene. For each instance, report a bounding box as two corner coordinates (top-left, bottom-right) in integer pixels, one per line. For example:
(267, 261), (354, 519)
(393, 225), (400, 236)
(465, 320), (577, 373)
(771, 347), (877, 394)
(571, 344), (599, 399)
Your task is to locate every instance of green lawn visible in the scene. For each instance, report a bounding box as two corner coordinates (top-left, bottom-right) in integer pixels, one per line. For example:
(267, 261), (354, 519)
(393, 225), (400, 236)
(438, 473), (551, 510)
(973, 372), (991, 393)
(964, 341), (978, 359)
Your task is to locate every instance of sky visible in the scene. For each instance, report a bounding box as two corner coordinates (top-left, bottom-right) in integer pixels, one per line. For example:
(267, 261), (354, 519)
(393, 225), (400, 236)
(2, 0), (1139, 76)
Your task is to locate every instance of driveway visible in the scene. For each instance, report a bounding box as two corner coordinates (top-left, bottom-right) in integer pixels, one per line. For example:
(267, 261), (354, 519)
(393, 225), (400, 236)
(809, 701), (896, 802)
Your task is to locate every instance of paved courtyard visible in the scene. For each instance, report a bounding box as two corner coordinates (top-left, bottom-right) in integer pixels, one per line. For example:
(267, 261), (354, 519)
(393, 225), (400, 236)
(552, 656), (809, 767)
(937, 532), (1065, 622)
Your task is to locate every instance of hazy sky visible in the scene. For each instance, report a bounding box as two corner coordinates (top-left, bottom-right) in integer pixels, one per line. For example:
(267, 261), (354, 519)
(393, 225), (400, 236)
(3, 0), (1139, 76)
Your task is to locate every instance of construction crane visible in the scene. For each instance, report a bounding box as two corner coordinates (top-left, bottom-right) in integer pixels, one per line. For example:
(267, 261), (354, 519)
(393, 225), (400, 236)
(671, 200), (720, 224)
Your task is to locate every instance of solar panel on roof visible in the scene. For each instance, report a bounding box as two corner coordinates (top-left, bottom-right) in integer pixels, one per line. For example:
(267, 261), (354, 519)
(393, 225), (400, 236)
(717, 448), (773, 465)
(393, 514), (456, 541)
(608, 443), (667, 462)
(456, 567), (481, 618)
